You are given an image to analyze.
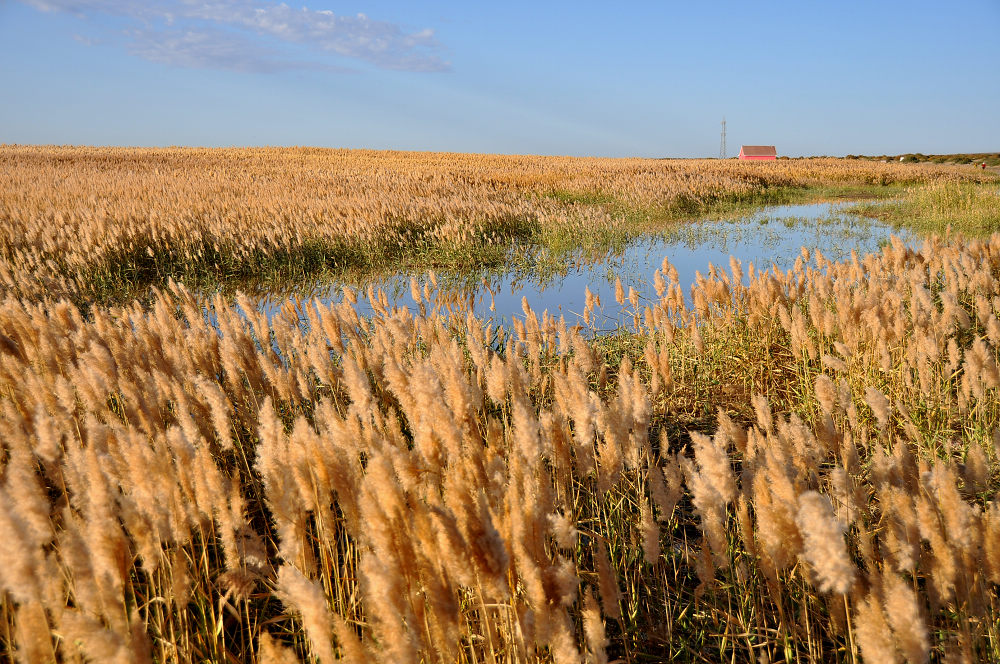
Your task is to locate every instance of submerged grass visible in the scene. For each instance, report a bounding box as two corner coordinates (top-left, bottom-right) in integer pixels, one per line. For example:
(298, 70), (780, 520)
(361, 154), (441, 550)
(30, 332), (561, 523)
(524, 183), (914, 280)
(75, 180), (931, 311)
(73, 183), (915, 309)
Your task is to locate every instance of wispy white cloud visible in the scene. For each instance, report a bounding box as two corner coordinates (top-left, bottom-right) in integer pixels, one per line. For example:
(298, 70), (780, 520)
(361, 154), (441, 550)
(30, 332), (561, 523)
(125, 27), (353, 73)
(72, 33), (100, 46)
(21, 0), (450, 73)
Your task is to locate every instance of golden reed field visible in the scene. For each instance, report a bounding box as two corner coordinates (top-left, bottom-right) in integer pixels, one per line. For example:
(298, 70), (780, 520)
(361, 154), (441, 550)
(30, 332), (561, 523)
(1, 145), (994, 303)
(1, 146), (1000, 663)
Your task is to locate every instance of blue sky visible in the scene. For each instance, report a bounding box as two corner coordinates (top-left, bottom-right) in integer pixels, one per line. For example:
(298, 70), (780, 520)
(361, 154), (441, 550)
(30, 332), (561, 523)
(1, 0), (998, 156)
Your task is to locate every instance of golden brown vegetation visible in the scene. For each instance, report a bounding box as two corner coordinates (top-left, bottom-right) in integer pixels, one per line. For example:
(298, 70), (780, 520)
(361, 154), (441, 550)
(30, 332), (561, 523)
(1, 145), (994, 304)
(2, 226), (1000, 661)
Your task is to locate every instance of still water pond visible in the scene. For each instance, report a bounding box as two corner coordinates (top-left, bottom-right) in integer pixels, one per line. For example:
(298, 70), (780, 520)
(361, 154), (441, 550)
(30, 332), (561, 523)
(255, 202), (913, 327)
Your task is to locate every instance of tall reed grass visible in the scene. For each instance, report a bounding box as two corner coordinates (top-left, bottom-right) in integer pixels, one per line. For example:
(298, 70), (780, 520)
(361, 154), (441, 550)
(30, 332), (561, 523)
(1, 146), (994, 304)
(1, 227), (999, 662)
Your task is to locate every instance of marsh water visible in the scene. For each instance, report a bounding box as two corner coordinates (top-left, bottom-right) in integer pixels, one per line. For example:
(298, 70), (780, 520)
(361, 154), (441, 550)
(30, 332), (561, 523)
(252, 201), (914, 327)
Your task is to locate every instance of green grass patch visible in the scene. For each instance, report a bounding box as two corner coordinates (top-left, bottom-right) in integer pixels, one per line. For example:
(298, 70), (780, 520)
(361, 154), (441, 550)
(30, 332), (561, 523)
(544, 188), (620, 207)
(848, 180), (1000, 237)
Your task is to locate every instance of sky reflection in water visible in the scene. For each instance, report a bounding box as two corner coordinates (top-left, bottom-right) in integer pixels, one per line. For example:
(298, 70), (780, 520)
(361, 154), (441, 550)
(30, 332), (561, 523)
(256, 202), (914, 328)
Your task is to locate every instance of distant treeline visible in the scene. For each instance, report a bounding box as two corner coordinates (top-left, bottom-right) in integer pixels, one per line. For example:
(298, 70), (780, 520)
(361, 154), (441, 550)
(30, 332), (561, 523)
(846, 152), (1000, 165)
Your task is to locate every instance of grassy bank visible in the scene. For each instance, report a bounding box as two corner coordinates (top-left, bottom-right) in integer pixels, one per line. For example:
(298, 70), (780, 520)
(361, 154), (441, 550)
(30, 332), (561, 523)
(849, 180), (1000, 238)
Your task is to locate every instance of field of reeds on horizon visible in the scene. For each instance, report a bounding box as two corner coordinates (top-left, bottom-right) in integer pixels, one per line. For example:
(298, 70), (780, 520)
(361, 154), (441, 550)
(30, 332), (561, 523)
(2, 145), (1000, 663)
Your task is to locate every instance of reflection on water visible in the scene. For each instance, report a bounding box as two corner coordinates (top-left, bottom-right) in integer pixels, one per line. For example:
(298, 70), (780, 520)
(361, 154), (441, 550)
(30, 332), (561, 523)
(252, 202), (914, 327)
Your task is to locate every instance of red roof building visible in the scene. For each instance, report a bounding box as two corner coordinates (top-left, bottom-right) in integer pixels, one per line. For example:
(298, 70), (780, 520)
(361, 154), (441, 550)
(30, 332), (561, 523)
(738, 145), (777, 160)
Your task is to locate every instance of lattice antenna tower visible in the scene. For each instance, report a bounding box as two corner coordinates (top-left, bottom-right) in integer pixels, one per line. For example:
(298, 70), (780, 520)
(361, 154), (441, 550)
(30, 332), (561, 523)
(720, 117), (727, 159)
